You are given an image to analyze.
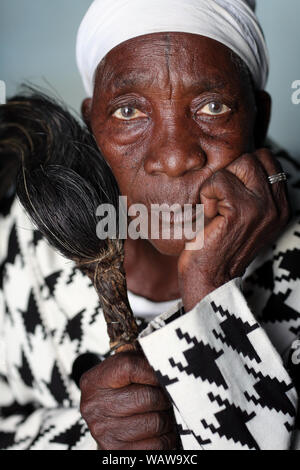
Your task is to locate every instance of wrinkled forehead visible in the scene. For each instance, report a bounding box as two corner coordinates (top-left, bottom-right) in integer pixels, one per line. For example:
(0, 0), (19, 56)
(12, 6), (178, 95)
(93, 33), (249, 96)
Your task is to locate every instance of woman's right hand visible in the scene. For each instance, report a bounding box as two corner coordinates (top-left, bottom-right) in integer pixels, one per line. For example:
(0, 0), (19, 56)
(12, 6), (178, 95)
(79, 350), (178, 450)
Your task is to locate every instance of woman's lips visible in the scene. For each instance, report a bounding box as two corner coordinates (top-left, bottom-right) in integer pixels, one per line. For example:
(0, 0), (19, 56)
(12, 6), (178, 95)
(151, 205), (203, 227)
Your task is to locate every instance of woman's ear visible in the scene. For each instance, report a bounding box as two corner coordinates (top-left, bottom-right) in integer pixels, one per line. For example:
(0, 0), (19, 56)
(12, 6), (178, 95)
(81, 98), (92, 130)
(254, 90), (272, 148)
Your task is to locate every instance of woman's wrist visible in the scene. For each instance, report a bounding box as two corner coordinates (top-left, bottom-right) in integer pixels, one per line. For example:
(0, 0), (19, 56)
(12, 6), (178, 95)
(178, 270), (230, 313)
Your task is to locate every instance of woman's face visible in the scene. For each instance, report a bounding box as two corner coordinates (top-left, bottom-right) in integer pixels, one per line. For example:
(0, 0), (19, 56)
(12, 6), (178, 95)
(87, 32), (267, 256)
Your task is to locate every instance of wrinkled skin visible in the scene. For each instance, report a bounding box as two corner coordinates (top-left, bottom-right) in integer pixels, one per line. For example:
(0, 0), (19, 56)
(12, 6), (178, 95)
(80, 351), (178, 450)
(80, 33), (290, 450)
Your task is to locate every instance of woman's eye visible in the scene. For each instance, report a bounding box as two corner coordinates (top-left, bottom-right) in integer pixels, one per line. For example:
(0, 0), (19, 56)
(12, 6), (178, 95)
(197, 102), (231, 116)
(112, 106), (147, 120)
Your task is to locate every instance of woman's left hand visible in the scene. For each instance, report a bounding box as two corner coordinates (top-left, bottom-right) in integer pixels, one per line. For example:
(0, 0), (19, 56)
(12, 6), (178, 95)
(177, 148), (291, 313)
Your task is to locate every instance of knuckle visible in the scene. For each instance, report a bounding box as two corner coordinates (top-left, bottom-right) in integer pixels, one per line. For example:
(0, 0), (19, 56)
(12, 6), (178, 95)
(80, 390), (108, 420)
(223, 201), (241, 220)
(241, 152), (256, 164)
(213, 168), (229, 183)
(154, 412), (166, 435)
(134, 385), (152, 409)
(239, 154), (268, 184)
(145, 412), (164, 435)
(101, 399), (115, 417)
(225, 203), (238, 219)
(234, 153), (256, 171)
(148, 386), (161, 406)
(79, 362), (104, 390)
(149, 386), (165, 409)
(120, 351), (136, 375)
(99, 389), (119, 417)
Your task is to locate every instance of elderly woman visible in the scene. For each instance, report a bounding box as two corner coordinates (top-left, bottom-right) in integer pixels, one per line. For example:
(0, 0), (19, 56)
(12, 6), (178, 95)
(0, 0), (300, 451)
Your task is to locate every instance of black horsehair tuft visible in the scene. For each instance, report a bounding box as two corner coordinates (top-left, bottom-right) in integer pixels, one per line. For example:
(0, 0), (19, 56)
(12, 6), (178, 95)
(0, 86), (139, 351)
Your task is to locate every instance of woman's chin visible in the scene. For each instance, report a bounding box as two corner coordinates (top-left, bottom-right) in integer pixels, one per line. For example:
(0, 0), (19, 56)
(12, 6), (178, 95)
(148, 237), (188, 257)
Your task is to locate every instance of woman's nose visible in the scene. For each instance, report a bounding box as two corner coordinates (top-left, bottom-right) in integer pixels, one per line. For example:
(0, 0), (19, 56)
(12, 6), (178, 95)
(144, 122), (206, 178)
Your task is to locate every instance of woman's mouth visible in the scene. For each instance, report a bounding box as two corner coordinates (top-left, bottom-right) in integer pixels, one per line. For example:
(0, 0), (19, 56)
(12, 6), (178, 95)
(151, 204), (203, 228)
(151, 204), (203, 240)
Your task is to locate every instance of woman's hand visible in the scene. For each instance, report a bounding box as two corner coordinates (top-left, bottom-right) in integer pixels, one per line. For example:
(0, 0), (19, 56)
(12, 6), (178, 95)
(178, 149), (291, 312)
(79, 350), (178, 450)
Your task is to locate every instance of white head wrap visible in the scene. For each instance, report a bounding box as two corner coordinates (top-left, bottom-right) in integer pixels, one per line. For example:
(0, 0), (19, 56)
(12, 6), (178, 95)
(76, 0), (269, 96)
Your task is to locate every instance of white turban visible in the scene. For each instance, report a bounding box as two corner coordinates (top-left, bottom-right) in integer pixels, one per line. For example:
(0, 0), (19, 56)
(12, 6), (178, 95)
(76, 0), (269, 97)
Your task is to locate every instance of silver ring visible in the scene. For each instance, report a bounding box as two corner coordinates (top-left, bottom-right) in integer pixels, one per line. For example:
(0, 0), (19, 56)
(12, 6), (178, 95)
(268, 172), (287, 185)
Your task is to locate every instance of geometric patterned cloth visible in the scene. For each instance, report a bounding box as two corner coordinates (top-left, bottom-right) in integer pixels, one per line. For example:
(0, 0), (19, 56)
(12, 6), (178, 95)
(1, 147), (300, 450)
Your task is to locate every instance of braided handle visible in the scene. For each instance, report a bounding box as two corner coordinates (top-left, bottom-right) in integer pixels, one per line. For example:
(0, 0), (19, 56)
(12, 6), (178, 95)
(77, 239), (140, 353)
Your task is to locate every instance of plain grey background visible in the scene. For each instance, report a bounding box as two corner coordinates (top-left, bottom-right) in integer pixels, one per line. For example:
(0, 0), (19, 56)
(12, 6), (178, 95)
(0, 0), (299, 159)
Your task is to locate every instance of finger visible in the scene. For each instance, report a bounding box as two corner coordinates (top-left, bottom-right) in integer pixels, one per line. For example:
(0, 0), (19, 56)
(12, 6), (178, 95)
(199, 170), (245, 242)
(199, 164), (275, 245)
(200, 168), (258, 219)
(254, 148), (290, 216)
(97, 410), (176, 443)
(200, 192), (219, 219)
(117, 431), (178, 451)
(80, 351), (160, 392)
(218, 151), (290, 228)
(255, 148), (283, 175)
(84, 383), (172, 417)
(224, 152), (274, 197)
